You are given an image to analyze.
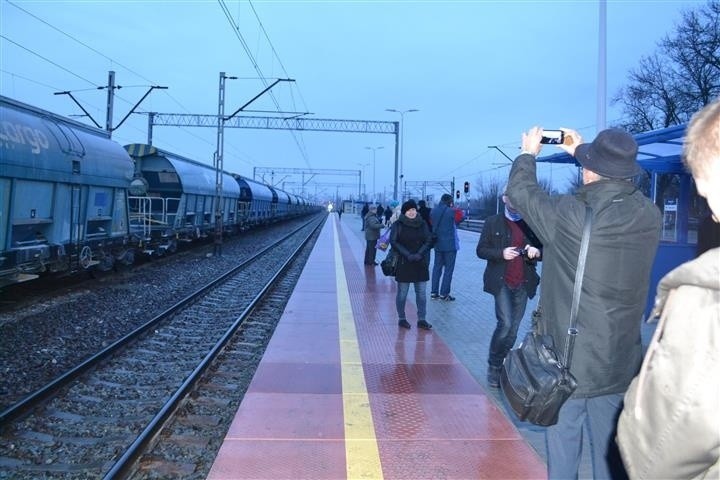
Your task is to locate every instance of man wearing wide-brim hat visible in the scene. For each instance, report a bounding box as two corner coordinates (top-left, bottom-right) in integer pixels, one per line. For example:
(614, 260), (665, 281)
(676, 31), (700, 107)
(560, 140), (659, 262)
(505, 127), (662, 479)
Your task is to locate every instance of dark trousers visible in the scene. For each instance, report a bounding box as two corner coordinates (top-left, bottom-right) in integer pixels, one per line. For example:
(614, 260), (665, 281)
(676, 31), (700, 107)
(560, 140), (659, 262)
(488, 284), (528, 368)
(364, 240), (377, 264)
(431, 250), (457, 296)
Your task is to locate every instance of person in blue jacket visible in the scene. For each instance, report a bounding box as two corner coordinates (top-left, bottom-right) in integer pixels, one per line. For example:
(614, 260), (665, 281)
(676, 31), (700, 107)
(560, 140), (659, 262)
(429, 193), (464, 300)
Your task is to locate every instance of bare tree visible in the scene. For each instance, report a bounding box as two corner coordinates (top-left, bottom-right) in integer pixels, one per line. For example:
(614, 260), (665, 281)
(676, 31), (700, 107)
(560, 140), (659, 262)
(663, 0), (720, 110)
(613, 0), (720, 133)
(537, 177), (556, 195)
(469, 175), (563, 219)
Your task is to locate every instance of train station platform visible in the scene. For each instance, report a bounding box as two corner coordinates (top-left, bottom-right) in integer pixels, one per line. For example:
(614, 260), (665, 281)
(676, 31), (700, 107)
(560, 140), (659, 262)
(206, 213), (553, 479)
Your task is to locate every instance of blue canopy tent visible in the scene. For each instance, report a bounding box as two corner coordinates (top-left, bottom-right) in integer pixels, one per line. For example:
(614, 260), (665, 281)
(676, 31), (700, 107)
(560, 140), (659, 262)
(537, 124), (697, 318)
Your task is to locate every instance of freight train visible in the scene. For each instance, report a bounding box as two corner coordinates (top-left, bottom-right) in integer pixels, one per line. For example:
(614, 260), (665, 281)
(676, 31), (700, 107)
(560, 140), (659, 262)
(0, 95), (318, 288)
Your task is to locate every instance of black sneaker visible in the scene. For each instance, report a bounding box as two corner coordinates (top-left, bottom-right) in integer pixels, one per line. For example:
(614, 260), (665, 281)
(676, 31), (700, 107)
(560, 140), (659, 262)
(430, 293), (440, 300)
(487, 366), (501, 388)
(440, 294), (456, 301)
(398, 319), (411, 329)
(417, 320), (433, 330)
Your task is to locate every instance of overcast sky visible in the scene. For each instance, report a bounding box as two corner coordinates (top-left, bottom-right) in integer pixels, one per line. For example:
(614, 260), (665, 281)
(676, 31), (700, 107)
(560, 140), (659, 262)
(0, 0), (696, 203)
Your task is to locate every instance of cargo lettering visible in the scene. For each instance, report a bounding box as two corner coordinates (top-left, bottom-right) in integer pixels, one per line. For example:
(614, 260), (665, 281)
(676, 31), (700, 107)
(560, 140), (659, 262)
(0, 121), (50, 154)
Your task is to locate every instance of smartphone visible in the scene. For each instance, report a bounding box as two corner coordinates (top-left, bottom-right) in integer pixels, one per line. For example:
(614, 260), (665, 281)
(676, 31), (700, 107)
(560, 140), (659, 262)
(540, 129), (564, 144)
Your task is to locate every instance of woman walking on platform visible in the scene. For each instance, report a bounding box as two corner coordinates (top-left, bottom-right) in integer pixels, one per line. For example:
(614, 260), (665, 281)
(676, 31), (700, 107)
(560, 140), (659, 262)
(390, 200), (433, 330)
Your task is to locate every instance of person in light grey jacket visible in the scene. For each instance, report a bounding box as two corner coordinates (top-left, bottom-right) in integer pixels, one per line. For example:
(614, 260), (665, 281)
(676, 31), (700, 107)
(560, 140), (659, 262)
(617, 99), (720, 480)
(363, 206), (383, 266)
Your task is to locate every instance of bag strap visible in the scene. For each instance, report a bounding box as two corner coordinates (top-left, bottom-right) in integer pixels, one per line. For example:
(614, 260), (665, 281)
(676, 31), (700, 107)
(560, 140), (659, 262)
(436, 205), (449, 226)
(562, 205), (592, 370)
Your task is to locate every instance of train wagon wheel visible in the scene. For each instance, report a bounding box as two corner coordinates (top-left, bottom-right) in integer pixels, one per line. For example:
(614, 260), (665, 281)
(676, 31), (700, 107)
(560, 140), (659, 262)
(79, 246), (93, 269)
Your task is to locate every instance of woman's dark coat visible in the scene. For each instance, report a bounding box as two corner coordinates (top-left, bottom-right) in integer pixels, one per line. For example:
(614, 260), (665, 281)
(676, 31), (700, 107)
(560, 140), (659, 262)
(390, 215), (432, 283)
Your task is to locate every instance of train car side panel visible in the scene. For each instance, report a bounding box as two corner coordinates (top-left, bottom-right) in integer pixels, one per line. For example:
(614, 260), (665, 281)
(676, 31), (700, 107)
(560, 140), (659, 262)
(0, 178), (9, 256)
(1, 96), (134, 286)
(126, 144), (240, 252)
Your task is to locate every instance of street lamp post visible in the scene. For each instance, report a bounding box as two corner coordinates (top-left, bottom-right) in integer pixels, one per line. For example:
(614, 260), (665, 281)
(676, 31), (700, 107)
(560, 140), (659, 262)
(213, 72), (236, 256)
(356, 162), (370, 200)
(364, 146), (384, 203)
(386, 108), (418, 201)
(214, 74), (293, 256)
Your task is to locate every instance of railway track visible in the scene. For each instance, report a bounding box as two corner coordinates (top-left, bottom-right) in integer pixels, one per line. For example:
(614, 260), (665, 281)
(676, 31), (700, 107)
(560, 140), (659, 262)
(0, 215), (325, 479)
(457, 218), (484, 233)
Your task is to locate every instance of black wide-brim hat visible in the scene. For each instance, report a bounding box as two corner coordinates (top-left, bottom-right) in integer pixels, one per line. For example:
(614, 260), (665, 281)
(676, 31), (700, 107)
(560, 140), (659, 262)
(574, 128), (643, 179)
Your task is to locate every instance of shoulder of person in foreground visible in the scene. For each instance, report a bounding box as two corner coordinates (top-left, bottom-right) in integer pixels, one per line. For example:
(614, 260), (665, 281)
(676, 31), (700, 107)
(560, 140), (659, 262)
(617, 248), (720, 479)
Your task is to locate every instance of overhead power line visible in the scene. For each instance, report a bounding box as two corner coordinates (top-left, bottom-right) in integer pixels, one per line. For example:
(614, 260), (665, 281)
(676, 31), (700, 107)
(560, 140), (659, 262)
(217, 0), (312, 168)
(247, 0), (310, 114)
(1, 34), (97, 86)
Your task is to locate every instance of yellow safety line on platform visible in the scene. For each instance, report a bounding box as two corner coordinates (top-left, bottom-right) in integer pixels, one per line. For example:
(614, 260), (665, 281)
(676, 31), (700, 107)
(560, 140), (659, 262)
(333, 219), (384, 480)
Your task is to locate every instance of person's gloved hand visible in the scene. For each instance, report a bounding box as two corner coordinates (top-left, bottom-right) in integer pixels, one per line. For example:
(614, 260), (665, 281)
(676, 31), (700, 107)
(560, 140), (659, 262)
(408, 253), (422, 262)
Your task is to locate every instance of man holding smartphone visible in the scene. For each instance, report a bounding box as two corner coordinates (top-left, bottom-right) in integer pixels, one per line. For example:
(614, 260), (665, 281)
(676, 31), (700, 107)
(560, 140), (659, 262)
(476, 185), (542, 388)
(506, 127), (661, 479)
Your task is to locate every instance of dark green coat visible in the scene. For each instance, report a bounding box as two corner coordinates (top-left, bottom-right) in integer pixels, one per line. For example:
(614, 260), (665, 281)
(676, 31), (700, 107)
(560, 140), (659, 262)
(507, 153), (662, 398)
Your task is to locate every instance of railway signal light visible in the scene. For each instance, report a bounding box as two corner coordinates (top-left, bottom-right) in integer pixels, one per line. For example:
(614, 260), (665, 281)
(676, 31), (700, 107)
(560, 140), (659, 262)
(463, 181), (470, 194)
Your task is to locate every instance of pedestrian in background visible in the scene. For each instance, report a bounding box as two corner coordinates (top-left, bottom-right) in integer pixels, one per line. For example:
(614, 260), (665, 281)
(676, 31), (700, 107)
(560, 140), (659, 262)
(417, 199), (432, 231)
(360, 202), (369, 231)
(476, 185), (542, 388)
(387, 200), (401, 225)
(508, 126), (661, 479)
(390, 199), (433, 330)
(430, 193), (463, 301)
(617, 99), (720, 480)
(383, 205), (392, 226)
(364, 205), (383, 266)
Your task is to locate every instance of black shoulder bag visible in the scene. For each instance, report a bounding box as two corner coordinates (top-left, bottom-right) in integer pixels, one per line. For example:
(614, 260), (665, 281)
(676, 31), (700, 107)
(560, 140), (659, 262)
(380, 223), (401, 277)
(500, 205), (592, 426)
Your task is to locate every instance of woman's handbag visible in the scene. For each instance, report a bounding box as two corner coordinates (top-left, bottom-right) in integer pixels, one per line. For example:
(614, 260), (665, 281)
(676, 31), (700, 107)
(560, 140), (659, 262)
(376, 228), (391, 251)
(380, 249), (399, 277)
(500, 206), (592, 427)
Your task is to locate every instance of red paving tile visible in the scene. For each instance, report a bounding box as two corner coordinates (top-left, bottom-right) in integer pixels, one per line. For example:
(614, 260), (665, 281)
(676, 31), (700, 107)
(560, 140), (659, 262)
(247, 362), (342, 394)
(357, 327), (458, 364)
(363, 363), (486, 395)
(377, 439), (546, 479)
(263, 323), (341, 363)
(369, 393), (520, 440)
(284, 291), (338, 309)
(208, 439), (347, 480)
(224, 392), (344, 439)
